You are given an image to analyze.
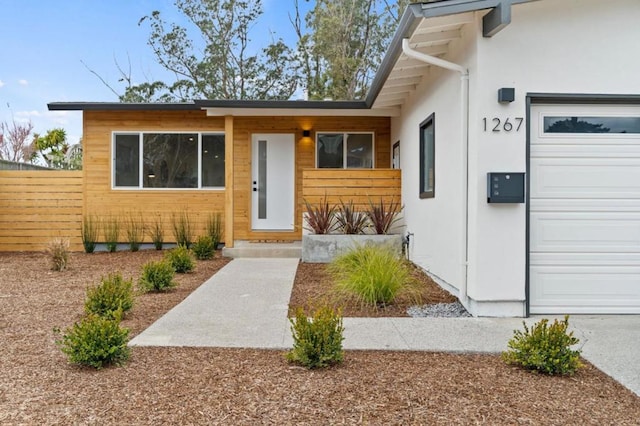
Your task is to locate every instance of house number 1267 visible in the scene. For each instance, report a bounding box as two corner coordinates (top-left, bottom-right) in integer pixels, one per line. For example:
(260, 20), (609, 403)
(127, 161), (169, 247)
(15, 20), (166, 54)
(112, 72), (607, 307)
(482, 117), (524, 132)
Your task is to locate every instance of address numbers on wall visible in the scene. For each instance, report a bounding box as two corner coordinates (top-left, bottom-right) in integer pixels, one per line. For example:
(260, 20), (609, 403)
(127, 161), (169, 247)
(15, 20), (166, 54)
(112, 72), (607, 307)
(482, 117), (524, 132)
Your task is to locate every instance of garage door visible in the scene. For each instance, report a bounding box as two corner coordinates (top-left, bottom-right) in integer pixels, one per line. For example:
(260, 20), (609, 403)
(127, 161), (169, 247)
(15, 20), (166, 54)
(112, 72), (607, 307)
(530, 104), (640, 314)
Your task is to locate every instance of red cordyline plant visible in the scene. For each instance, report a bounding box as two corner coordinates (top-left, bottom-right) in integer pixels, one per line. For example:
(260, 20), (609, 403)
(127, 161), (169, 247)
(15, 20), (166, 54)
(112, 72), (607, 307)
(304, 197), (338, 234)
(366, 197), (403, 234)
(336, 199), (369, 234)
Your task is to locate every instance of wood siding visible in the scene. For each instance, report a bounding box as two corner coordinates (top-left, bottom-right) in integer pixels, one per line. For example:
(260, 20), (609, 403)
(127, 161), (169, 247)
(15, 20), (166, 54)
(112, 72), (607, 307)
(231, 116), (391, 241)
(0, 171), (83, 251)
(302, 169), (401, 209)
(83, 110), (227, 242)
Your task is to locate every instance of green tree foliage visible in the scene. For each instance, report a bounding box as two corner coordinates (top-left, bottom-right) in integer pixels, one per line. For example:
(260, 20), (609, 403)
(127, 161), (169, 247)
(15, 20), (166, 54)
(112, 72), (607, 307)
(294, 0), (412, 100)
(121, 0), (299, 102)
(33, 128), (82, 170)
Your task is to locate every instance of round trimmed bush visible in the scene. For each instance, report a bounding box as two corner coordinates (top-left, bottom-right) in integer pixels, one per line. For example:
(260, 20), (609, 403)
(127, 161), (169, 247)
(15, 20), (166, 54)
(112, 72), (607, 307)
(56, 315), (130, 369)
(165, 245), (195, 273)
(85, 273), (134, 319)
(138, 260), (177, 292)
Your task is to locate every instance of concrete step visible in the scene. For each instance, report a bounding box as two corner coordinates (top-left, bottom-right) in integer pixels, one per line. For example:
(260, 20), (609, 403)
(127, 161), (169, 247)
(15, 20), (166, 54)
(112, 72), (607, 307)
(222, 240), (301, 258)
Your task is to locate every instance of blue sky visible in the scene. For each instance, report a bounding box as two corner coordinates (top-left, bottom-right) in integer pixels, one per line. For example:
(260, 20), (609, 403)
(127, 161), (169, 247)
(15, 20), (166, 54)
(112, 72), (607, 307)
(0, 0), (308, 144)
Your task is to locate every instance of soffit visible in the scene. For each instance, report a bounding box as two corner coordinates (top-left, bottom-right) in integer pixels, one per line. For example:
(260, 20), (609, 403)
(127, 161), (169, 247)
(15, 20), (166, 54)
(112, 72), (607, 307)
(371, 12), (475, 110)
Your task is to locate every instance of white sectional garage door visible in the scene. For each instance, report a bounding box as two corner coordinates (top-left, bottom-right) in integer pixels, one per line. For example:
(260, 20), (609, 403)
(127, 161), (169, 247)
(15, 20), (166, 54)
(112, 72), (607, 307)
(530, 104), (640, 314)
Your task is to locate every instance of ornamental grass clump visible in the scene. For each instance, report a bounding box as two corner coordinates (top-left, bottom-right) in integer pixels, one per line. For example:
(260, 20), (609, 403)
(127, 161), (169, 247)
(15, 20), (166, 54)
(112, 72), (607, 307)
(171, 211), (194, 248)
(46, 238), (70, 271)
(55, 314), (130, 369)
(103, 216), (120, 252)
(165, 245), (195, 273)
(206, 212), (223, 249)
(328, 244), (421, 309)
(287, 305), (344, 369)
(148, 213), (164, 250)
(335, 199), (369, 234)
(125, 212), (145, 252)
(138, 260), (177, 292)
(366, 197), (403, 235)
(502, 315), (583, 376)
(303, 197), (338, 234)
(81, 215), (100, 253)
(85, 273), (134, 319)
(192, 235), (216, 260)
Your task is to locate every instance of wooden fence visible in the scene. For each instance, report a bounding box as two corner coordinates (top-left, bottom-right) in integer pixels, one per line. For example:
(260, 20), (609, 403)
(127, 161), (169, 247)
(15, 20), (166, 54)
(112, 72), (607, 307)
(0, 170), (83, 251)
(302, 168), (401, 209)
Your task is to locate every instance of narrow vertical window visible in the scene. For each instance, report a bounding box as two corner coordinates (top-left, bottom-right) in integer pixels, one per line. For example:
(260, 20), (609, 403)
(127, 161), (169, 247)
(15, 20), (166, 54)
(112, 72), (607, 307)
(419, 114), (435, 198)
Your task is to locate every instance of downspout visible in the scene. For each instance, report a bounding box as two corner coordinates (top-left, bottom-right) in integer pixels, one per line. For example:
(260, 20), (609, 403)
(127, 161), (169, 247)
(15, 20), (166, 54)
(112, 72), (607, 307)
(401, 38), (470, 305)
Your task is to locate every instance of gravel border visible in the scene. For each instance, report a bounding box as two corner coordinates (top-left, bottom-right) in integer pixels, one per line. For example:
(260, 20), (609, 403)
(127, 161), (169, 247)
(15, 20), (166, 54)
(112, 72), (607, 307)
(408, 301), (472, 318)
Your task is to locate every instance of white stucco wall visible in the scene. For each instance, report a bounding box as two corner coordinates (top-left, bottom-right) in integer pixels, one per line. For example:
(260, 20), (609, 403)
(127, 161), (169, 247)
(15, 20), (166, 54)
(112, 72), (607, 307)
(393, 0), (640, 316)
(392, 16), (479, 301)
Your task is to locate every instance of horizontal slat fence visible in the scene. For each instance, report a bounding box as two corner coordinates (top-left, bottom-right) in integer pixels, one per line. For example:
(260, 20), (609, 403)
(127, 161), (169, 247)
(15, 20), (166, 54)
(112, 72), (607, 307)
(302, 169), (401, 209)
(0, 171), (83, 251)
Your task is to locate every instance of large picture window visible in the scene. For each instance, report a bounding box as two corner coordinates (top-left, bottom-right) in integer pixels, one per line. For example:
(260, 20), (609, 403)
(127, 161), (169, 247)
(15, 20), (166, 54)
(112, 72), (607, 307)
(113, 132), (225, 189)
(316, 132), (374, 168)
(419, 114), (435, 199)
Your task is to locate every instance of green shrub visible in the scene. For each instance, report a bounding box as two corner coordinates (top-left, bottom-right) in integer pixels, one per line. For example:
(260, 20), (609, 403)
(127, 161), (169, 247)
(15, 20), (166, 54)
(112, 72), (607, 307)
(148, 213), (164, 250)
(206, 212), (223, 248)
(335, 199), (369, 234)
(328, 244), (420, 308)
(85, 273), (134, 319)
(502, 315), (583, 376)
(81, 215), (100, 254)
(103, 216), (120, 252)
(55, 315), (130, 369)
(125, 212), (145, 252)
(287, 305), (344, 369)
(171, 211), (194, 248)
(46, 238), (70, 271)
(165, 245), (195, 273)
(192, 235), (216, 260)
(138, 260), (177, 292)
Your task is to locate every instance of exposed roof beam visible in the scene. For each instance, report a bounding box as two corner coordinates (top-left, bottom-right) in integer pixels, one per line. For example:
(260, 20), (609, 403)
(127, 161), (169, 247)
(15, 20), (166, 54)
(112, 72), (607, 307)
(483, 1), (511, 37)
(411, 29), (462, 45)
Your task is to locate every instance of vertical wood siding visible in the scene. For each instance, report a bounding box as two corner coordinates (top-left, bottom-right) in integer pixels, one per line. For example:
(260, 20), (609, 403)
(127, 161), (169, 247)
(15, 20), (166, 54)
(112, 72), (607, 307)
(0, 171), (83, 251)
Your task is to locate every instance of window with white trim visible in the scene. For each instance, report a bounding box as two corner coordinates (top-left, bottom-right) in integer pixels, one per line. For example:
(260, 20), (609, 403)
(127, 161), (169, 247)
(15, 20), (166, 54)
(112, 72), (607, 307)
(316, 132), (374, 168)
(113, 132), (225, 189)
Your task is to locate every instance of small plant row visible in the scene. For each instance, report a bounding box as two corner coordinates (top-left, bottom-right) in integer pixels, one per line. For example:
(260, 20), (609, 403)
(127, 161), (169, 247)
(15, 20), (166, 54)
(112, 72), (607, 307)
(54, 246), (198, 369)
(304, 197), (402, 235)
(81, 211), (223, 254)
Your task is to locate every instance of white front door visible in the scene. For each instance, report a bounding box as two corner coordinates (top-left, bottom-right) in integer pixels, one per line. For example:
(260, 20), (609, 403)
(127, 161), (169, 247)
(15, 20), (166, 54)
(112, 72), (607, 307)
(251, 134), (295, 231)
(529, 104), (640, 314)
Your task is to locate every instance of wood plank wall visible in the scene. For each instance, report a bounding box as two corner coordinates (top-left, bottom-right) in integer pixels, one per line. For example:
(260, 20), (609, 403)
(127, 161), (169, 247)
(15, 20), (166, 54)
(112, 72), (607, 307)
(302, 169), (401, 209)
(83, 110), (227, 242)
(0, 170), (83, 251)
(232, 116), (391, 241)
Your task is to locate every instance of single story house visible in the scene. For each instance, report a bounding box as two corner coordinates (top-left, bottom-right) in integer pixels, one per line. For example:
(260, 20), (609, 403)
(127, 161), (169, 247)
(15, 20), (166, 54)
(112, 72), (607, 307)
(49, 0), (640, 317)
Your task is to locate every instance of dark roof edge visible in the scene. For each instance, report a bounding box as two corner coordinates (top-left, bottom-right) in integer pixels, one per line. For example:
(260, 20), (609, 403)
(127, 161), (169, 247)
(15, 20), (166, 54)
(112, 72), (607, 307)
(48, 100), (370, 111)
(193, 100), (368, 109)
(365, 0), (537, 107)
(47, 102), (200, 111)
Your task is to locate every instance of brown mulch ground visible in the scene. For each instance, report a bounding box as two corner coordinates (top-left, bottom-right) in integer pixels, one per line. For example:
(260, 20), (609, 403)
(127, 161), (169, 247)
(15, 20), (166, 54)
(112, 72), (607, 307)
(289, 261), (457, 317)
(1, 251), (639, 424)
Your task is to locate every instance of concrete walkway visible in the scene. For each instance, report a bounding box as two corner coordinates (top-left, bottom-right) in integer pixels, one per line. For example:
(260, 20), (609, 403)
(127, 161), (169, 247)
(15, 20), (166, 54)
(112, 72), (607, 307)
(130, 259), (640, 397)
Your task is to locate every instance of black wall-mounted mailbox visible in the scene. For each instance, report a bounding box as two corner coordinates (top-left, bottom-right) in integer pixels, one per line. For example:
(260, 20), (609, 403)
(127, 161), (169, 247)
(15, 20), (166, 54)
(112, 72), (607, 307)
(487, 172), (525, 203)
